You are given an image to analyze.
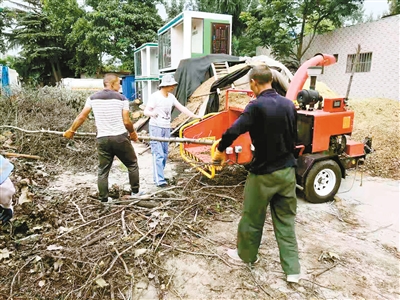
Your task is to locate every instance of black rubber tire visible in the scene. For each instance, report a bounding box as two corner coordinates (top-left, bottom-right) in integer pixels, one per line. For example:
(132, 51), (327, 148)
(304, 160), (342, 203)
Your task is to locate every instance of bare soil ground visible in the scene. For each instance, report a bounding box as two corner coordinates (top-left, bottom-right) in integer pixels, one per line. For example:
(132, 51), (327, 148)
(0, 87), (399, 299)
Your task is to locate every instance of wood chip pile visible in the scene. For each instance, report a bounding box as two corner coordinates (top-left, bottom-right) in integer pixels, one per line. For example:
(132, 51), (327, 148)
(349, 98), (400, 179)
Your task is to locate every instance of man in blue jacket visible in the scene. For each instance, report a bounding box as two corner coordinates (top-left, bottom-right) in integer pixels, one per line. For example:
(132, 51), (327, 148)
(212, 65), (301, 283)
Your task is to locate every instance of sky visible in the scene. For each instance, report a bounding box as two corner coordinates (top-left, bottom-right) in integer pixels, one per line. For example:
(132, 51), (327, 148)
(363, 0), (390, 18)
(2, 0), (391, 19)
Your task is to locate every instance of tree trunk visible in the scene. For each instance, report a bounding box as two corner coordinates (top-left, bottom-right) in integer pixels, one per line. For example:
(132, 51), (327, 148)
(50, 61), (59, 83)
(56, 60), (62, 82)
(297, 1), (309, 64)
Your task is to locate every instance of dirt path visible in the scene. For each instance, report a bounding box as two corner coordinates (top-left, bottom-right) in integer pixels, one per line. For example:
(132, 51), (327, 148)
(48, 143), (399, 299)
(156, 173), (399, 300)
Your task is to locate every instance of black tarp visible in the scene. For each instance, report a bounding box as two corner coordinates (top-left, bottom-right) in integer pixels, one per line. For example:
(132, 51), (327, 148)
(172, 54), (241, 119)
(206, 65), (289, 114)
(207, 65), (252, 113)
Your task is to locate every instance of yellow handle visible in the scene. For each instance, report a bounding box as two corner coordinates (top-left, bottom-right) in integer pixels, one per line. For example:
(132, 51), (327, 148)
(179, 113), (221, 179)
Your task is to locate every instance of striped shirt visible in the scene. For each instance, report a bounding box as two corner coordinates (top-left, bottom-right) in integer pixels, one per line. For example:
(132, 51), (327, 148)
(84, 89), (129, 138)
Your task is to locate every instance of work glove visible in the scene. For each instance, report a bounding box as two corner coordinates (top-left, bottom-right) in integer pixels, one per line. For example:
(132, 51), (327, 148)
(63, 129), (75, 139)
(212, 149), (226, 166)
(130, 131), (138, 142)
(0, 206), (13, 223)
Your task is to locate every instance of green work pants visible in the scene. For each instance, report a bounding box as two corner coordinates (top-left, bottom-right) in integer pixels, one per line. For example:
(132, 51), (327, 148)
(237, 167), (300, 275)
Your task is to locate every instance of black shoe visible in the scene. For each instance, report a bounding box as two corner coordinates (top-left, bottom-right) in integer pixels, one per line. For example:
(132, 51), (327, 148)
(158, 183), (168, 188)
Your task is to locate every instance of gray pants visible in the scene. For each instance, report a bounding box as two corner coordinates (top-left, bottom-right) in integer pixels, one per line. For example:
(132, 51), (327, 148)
(96, 133), (139, 201)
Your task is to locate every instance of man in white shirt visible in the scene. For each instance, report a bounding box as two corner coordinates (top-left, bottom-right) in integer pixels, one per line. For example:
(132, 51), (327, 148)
(144, 74), (199, 187)
(63, 73), (144, 202)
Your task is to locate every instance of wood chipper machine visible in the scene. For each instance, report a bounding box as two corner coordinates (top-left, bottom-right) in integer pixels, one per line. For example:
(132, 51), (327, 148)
(179, 53), (372, 203)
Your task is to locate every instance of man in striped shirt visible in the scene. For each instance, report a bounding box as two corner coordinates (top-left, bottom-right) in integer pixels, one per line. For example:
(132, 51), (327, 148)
(63, 73), (144, 202)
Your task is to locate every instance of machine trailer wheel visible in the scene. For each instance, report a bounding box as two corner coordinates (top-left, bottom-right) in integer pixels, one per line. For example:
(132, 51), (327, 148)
(304, 160), (342, 203)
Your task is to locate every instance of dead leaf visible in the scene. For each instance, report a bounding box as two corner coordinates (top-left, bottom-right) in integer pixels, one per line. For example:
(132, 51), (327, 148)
(57, 226), (72, 235)
(0, 249), (12, 260)
(54, 259), (63, 271)
(151, 211), (161, 218)
(19, 186), (32, 204)
(134, 249), (147, 257)
(149, 220), (159, 229)
(95, 277), (109, 287)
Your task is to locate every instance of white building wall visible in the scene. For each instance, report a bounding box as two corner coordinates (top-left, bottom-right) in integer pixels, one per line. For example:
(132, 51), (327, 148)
(191, 18), (204, 54)
(171, 23), (184, 69)
(302, 15), (399, 100)
(150, 47), (158, 76)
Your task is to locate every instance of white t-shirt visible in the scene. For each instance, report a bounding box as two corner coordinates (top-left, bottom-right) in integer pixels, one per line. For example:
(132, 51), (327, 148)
(84, 89), (129, 137)
(146, 91), (180, 128)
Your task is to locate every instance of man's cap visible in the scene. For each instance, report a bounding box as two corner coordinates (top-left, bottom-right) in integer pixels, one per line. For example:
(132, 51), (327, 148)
(159, 74), (178, 87)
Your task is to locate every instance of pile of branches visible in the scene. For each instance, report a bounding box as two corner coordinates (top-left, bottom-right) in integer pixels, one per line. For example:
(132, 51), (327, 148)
(0, 159), (248, 299)
(0, 87), (98, 171)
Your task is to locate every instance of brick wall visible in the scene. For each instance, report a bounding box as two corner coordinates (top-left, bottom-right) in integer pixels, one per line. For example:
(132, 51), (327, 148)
(302, 15), (399, 101)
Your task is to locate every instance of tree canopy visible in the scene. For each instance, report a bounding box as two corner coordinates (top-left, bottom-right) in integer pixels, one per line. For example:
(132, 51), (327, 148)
(2, 0), (162, 84)
(388, 0), (400, 15)
(68, 0), (162, 76)
(1, 0), (391, 85)
(240, 0), (365, 66)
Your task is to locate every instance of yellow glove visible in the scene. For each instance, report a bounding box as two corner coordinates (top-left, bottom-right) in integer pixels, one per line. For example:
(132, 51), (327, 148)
(130, 131), (138, 142)
(212, 149), (226, 166)
(63, 129), (75, 139)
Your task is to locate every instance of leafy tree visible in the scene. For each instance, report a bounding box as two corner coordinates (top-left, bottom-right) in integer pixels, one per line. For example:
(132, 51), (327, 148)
(69, 0), (163, 76)
(0, 3), (13, 54)
(6, 0), (82, 84)
(9, 10), (63, 84)
(388, 0), (400, 15)
(165, 0), (186, 21)
(241, 0), (364, 67)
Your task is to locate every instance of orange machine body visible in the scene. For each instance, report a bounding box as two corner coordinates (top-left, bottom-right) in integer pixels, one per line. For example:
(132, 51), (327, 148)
(182, 90), (254, 165)
(298, 109), (354, 153)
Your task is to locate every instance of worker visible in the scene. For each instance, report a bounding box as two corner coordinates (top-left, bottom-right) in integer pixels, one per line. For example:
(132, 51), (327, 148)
(212, 65), (301, 283)
(63, 73), (145, 202)
(0, 155), (16, 223)
(144, 74), (200, 188)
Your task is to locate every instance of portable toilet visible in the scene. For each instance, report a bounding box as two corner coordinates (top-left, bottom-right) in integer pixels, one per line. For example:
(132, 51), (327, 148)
(122, 75), (136, 100)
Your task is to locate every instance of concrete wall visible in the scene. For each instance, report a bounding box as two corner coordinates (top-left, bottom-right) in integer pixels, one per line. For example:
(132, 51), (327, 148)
(302, 15), (399, 100)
